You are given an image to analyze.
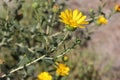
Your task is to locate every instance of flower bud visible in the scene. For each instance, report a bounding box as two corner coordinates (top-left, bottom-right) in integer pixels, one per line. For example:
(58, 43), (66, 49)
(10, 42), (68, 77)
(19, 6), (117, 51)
(62, 55), (68, 62)
(32, 2), (39, 9)
(115, 5), (120, 12)
(65, 25), (76, 31)
(52, 4), (59, 13)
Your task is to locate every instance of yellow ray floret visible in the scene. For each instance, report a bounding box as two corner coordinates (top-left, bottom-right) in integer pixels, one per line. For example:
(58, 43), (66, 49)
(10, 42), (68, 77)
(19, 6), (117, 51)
(38, 72), (52, 80)
(97, 15), (108, 25)
(115, 5), (120, 12)
(59, 9), (88, 29)
(56, 62), (70, 76)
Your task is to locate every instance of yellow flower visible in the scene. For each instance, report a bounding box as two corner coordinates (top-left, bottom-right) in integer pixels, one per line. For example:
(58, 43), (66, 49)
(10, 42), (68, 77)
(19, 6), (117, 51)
(38, 72), (52, 80)
(59, 9), (88, 29)
(115, 5), (120, 12)
(56, 63), (70, 76)
(97, 15), (108, 25)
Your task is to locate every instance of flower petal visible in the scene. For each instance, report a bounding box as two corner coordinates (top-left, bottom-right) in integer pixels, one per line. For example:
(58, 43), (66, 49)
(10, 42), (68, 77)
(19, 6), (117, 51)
(73, 9), (79, 19)
(59, 19), (69, 24)
(65, 9), (70, 19)
(59, 12), (67, 20)
(77, 16), (86, 24)
(75, 12), (82, 21)
(78, 26), (85, 28)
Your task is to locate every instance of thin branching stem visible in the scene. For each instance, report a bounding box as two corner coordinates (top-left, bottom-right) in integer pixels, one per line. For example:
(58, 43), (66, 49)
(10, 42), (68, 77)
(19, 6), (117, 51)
(57, 43), (77, 58)
(1, 55), (46, 78)
(1, 41), (77, 78)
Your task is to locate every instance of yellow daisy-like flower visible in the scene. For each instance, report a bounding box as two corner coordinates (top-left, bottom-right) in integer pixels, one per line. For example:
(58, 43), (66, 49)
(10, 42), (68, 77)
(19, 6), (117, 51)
(97, 15), (108, 25)
(59, 9), (88, 30)
(38, 72), (52, 80)
(56, 62), (70, 76)
(115, 5), (120, 12)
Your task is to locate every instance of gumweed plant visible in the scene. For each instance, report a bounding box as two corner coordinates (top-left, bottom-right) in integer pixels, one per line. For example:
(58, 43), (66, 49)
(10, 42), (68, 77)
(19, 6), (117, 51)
(0, 0), (118, 80)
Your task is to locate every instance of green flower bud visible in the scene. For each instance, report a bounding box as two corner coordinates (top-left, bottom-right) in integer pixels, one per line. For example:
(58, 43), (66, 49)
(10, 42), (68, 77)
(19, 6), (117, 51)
(52, 4), (59, 13)
(32, 2), (39, 9)
(62, 55), (69, 62)
(65, 25), (76, 31)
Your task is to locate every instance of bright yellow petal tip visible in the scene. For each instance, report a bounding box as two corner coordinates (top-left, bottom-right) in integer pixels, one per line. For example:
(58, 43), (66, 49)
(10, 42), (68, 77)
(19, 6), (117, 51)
(115, 5), (120, 12)
(97, 15), (108, 25)
(59, 9), (88, 30)
(56, 62), (70, 76)
(38, 72), (52, 80)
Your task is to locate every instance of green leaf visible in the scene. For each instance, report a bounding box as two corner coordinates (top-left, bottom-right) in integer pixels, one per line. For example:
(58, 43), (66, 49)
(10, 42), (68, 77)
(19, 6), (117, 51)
(18, 55), (30, 67)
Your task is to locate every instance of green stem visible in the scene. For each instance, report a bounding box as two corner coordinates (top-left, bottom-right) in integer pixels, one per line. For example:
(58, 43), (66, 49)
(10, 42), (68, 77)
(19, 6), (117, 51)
(56, 43), (77, 58)
(58, 31), (70, 46)
(1, 55), (46, 78)
(50, 31), (70, 52)
(46, 25), (50, 35)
